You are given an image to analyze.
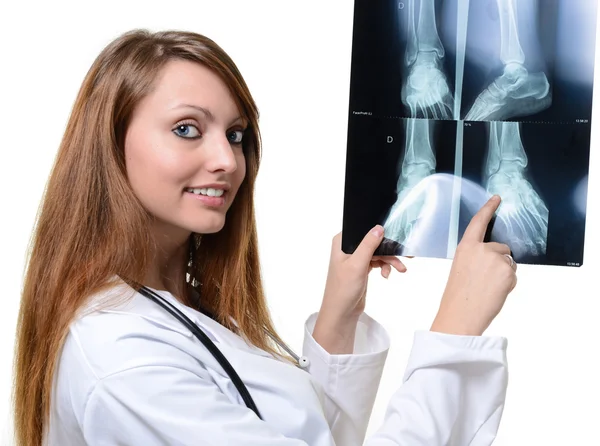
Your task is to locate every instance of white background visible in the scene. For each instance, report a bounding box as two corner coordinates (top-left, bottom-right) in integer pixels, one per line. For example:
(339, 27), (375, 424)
(1, 1), (599, 444)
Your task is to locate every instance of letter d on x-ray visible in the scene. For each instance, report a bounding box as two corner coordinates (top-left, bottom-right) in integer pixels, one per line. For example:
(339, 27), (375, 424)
(387, 136), (394, 143)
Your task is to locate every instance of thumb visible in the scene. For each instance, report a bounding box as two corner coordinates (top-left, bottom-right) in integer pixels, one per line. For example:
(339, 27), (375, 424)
(352, 225), (384, 265)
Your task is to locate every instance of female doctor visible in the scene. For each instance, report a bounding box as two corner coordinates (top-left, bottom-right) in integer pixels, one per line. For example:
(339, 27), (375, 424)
(13, 29), (517, 446)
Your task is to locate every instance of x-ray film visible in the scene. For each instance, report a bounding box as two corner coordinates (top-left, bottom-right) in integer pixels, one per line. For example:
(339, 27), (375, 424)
(341, 0), (598, 266)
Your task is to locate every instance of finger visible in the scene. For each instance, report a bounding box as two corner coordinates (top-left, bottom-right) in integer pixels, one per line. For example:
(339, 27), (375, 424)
(378, 263), (391, 279)
(462, 195), (501, 243)
(509, 270), (518, 292)
(373, 256), (407, 272)
(485, 242), (511, 255)
(503, 253), (517, 272)
(373, 255), (408, 262)
(352, 225), (384, 266)
(369, 259), (386, 272)
(370, 260), (398, 278)
(330, 232), (343, 255)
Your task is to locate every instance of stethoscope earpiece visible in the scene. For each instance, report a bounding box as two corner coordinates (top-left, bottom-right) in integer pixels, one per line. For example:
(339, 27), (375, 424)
(298, 356), (310, 368)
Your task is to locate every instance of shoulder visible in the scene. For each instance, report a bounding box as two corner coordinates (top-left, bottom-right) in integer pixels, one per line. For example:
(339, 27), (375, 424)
(52, 280), (249, 431)
(49, 282), (263, 443)
(52, 282), (221, 426)
(62, 282), (211, 382)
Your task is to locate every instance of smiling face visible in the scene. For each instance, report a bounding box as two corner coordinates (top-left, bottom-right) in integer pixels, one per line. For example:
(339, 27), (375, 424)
(124, 59), (247, 244)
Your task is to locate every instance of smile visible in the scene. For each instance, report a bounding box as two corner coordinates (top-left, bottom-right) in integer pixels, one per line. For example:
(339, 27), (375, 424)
(185, 187), (225, 197)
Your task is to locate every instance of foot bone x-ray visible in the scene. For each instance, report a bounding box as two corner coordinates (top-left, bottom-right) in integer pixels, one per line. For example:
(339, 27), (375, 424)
(484, 121), (548, 257)
(465, 0), (551, 120)
(383, 119), (548, 259)
(402, 0), (455, 119)
(383, 118), (437, 247)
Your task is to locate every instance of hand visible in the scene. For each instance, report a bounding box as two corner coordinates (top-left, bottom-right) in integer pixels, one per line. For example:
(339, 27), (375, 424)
(431, 195), (518, 336)
(312, 226), (407, 354)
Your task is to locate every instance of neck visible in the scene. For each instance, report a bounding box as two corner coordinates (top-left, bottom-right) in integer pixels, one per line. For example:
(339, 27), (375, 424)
(144, 222), (192, 301)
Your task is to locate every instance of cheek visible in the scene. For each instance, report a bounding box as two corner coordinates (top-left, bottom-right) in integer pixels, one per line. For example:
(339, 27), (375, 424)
(233, 152), (247, 191)
(124, 133), (152, 196)
(125, 131), (187, 202)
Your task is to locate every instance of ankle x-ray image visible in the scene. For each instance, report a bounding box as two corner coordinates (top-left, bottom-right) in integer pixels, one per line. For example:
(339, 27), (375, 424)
(342, 0), (597, 266)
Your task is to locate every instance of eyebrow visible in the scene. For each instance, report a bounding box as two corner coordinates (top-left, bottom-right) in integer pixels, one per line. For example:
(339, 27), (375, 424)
(171, 103), (246, 127)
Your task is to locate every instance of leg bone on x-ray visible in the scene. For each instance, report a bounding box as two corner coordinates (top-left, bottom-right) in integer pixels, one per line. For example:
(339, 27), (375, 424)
(465, 0), (551, 121)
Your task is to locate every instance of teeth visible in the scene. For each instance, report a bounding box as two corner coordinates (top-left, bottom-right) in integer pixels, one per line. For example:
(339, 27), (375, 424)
(188, 188), (224, 197)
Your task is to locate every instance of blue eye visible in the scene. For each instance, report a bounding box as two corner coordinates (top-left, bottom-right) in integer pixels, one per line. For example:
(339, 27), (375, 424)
(228, 130), (244, 144)
(173, 124), (201, 139)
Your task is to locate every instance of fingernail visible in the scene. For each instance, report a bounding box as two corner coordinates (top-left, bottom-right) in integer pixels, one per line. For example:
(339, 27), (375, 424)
(371, 226), (383, 238)
(491, 195), (501, 203)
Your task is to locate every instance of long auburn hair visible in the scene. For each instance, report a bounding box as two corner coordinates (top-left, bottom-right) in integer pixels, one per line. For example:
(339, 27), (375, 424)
(13, 29), (287, 446)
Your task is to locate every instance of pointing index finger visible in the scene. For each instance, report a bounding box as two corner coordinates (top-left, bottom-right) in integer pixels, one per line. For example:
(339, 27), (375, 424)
(462, 195), (501, 243)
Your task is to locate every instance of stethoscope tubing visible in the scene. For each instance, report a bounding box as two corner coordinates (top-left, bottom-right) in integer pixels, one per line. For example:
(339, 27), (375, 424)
(136, 285), (263, 419)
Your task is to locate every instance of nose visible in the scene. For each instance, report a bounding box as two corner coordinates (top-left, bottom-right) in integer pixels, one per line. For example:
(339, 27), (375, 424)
(204, 133), (238, 173)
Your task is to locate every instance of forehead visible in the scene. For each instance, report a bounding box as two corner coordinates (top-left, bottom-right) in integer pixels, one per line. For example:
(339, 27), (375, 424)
(142, 59), (241, 118)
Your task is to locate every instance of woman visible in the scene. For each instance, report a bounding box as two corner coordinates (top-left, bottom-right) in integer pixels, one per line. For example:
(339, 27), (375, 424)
(13, 29), (517, 445)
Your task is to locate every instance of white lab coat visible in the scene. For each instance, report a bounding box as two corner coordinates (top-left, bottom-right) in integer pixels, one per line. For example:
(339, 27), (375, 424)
(45, 280), (508, 445)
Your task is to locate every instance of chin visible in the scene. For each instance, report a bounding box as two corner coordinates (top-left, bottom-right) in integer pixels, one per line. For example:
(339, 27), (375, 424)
(188, 216), (227, 235)
(195, 225), (225, 235)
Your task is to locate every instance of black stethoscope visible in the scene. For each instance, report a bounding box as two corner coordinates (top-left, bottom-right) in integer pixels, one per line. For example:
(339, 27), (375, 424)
(135, 284), (309, 420)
